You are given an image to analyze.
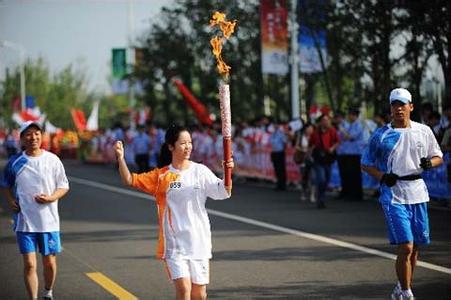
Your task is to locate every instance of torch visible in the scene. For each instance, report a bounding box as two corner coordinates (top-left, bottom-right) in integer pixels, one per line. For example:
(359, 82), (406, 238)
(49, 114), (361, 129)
(209, 11), (236, 188)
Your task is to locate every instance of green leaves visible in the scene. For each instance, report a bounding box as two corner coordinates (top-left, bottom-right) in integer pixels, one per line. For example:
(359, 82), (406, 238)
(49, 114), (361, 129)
(0, 58), (89, 129)
(134, 0), (265, 125)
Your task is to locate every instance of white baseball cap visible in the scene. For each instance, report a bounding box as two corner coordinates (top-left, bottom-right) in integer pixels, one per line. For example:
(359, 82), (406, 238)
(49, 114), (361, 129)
(19, 121), (42, 136)
(389, 88), (412, 104)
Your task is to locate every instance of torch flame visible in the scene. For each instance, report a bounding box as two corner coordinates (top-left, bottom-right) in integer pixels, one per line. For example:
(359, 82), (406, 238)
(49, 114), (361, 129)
(210, 36), (222, 57)
(220, 20), (236, 39)
(209, 11), (226, 26)
(209, 11), (236, 78)
(217, 58), (232, 75)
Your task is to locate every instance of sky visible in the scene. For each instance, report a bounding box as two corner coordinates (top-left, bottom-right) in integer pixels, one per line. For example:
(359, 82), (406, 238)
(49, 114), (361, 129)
(0, 0), (444, 102)
(0, 0), (168, 94)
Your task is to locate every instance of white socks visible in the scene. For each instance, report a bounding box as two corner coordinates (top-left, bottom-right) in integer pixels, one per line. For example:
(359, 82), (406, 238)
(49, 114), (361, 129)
(393, 282), (414, 298)
(401, 288), (414, 298)
(44, 288), (53, 298)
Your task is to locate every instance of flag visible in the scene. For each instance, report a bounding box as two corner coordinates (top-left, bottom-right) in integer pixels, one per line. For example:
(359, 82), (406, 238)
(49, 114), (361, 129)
(12, 111), (45, 126)
(70, 109), (87, 131)
(20, 110), (40, 122)
(134, 107), (150, 126)
(45, 120), (60, 134)
(25, 95), (36, 109)
(86, 101), (99, 131)
(173, 79), (213, 126)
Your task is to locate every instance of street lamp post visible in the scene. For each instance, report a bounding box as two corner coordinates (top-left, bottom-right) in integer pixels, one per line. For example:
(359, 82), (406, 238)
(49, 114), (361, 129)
(127, 0), (136, 129)
(0, 40), (26, 111)
(289, 0), (300, 120)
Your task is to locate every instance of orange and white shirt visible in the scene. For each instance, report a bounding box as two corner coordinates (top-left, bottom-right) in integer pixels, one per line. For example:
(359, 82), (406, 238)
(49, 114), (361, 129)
(131, 161), (230, 260)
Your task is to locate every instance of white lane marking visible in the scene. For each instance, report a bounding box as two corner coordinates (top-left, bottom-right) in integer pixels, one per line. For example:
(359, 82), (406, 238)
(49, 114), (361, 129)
(69, 176), (451, 275)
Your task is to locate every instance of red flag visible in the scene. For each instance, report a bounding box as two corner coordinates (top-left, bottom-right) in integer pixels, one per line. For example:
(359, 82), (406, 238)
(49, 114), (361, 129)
(20, 110), (40, 122)
(70, 109), (87, 131)
(173, 79), (213, 126)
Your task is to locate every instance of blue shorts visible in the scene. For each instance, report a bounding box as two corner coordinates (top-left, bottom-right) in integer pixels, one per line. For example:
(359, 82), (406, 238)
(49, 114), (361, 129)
(381, 202), (430, 245)
(16, 232), (61, 255)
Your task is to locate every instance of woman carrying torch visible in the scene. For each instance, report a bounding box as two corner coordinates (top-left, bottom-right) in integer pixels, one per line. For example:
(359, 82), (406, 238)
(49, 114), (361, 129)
(209, 11), (236, 189)
(114, 12), (236, 300)
(114, 124), (233, 300)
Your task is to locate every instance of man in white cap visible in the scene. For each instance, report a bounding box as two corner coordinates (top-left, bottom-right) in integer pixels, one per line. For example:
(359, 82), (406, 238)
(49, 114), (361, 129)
(361, 88), (443, 299)
(1, 121), (69, 300)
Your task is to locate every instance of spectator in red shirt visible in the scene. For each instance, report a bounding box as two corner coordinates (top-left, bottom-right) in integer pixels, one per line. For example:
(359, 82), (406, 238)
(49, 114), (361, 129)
(309, 114), (340, 208)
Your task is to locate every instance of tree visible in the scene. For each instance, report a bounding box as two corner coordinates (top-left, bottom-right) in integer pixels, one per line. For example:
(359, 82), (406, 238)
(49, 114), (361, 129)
(396, 3), (434, 121)
(132, 0), (449, 122)
(344, 0), (399, 115)
(134, 0), (266, 125)
(407, 0), (450, 108)
(0, 58), (91, 129)
(325, 0), (366, 112)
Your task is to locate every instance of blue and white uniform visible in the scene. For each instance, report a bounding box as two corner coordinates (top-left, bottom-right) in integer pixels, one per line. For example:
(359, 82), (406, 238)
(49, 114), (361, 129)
(2, 150), (69, 254)
(361, 121), (442, 244)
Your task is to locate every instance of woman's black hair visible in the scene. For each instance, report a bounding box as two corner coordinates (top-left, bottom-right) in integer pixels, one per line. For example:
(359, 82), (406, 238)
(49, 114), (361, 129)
(158, 124), (190, 168)
(300, 121), (313, 134)
(293, 121), (312, 146)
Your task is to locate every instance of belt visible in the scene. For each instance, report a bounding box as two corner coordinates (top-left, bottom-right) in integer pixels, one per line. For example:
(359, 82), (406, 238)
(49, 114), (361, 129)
(398, 174), (422, 181)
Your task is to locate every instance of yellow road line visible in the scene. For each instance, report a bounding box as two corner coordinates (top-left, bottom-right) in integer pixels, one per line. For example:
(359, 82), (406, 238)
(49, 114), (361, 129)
(86, 272), (137, 300)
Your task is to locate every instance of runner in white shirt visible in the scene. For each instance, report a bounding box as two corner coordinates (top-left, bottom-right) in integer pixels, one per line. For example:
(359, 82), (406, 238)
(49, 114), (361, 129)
(2, 121), (69, 300)
(114, 124), (233, 300)
(361, 88), (443, 300)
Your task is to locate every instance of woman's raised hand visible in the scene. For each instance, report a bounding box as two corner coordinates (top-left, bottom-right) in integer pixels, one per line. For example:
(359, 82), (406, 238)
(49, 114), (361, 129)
(114, 141), (124, 160)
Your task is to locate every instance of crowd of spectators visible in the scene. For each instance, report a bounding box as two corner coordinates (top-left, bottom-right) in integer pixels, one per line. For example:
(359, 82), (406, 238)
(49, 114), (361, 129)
(1, 102), (449, 205)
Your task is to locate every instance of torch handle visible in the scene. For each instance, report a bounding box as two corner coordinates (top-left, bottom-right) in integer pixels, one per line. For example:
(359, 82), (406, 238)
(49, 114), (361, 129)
(223, 136), (232, 187)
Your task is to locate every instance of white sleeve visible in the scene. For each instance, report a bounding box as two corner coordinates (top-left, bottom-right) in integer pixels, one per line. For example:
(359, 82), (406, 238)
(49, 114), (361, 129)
(200, 164), (229, 200)
(54, 157), (70, 190)
(427, 127), (443, 158)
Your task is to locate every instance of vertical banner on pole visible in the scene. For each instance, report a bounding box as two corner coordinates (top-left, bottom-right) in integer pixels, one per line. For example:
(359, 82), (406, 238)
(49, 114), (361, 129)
(112, 48), (127, 78)
(260, 0), (289, 75)
(298, 0), (327, 73)
(111, 48), (128, 94)
(299, 25), (327, 73)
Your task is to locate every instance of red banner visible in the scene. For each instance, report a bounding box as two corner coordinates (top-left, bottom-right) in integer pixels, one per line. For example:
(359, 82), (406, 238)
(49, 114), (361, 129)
(70, 109), (87, 131)
(260, 0), (289, 75)
(173, 79), (213, 126)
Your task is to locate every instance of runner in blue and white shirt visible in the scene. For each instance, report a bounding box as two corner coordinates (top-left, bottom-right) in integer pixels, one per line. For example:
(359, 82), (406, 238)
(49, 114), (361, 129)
(2, 121), (69, 300)
(361, 88), (443, 300)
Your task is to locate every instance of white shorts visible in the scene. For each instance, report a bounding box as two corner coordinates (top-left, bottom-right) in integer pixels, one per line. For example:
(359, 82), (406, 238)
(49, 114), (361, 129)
(164, 258), (210, 285)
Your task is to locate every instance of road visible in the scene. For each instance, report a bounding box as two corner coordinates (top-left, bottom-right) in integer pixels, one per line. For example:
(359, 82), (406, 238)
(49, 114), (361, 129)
(1, 160), (450, 299)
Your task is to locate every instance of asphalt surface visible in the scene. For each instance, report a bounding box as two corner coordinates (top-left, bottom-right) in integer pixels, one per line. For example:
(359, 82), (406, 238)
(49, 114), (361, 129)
(0, 160), (450, 299)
